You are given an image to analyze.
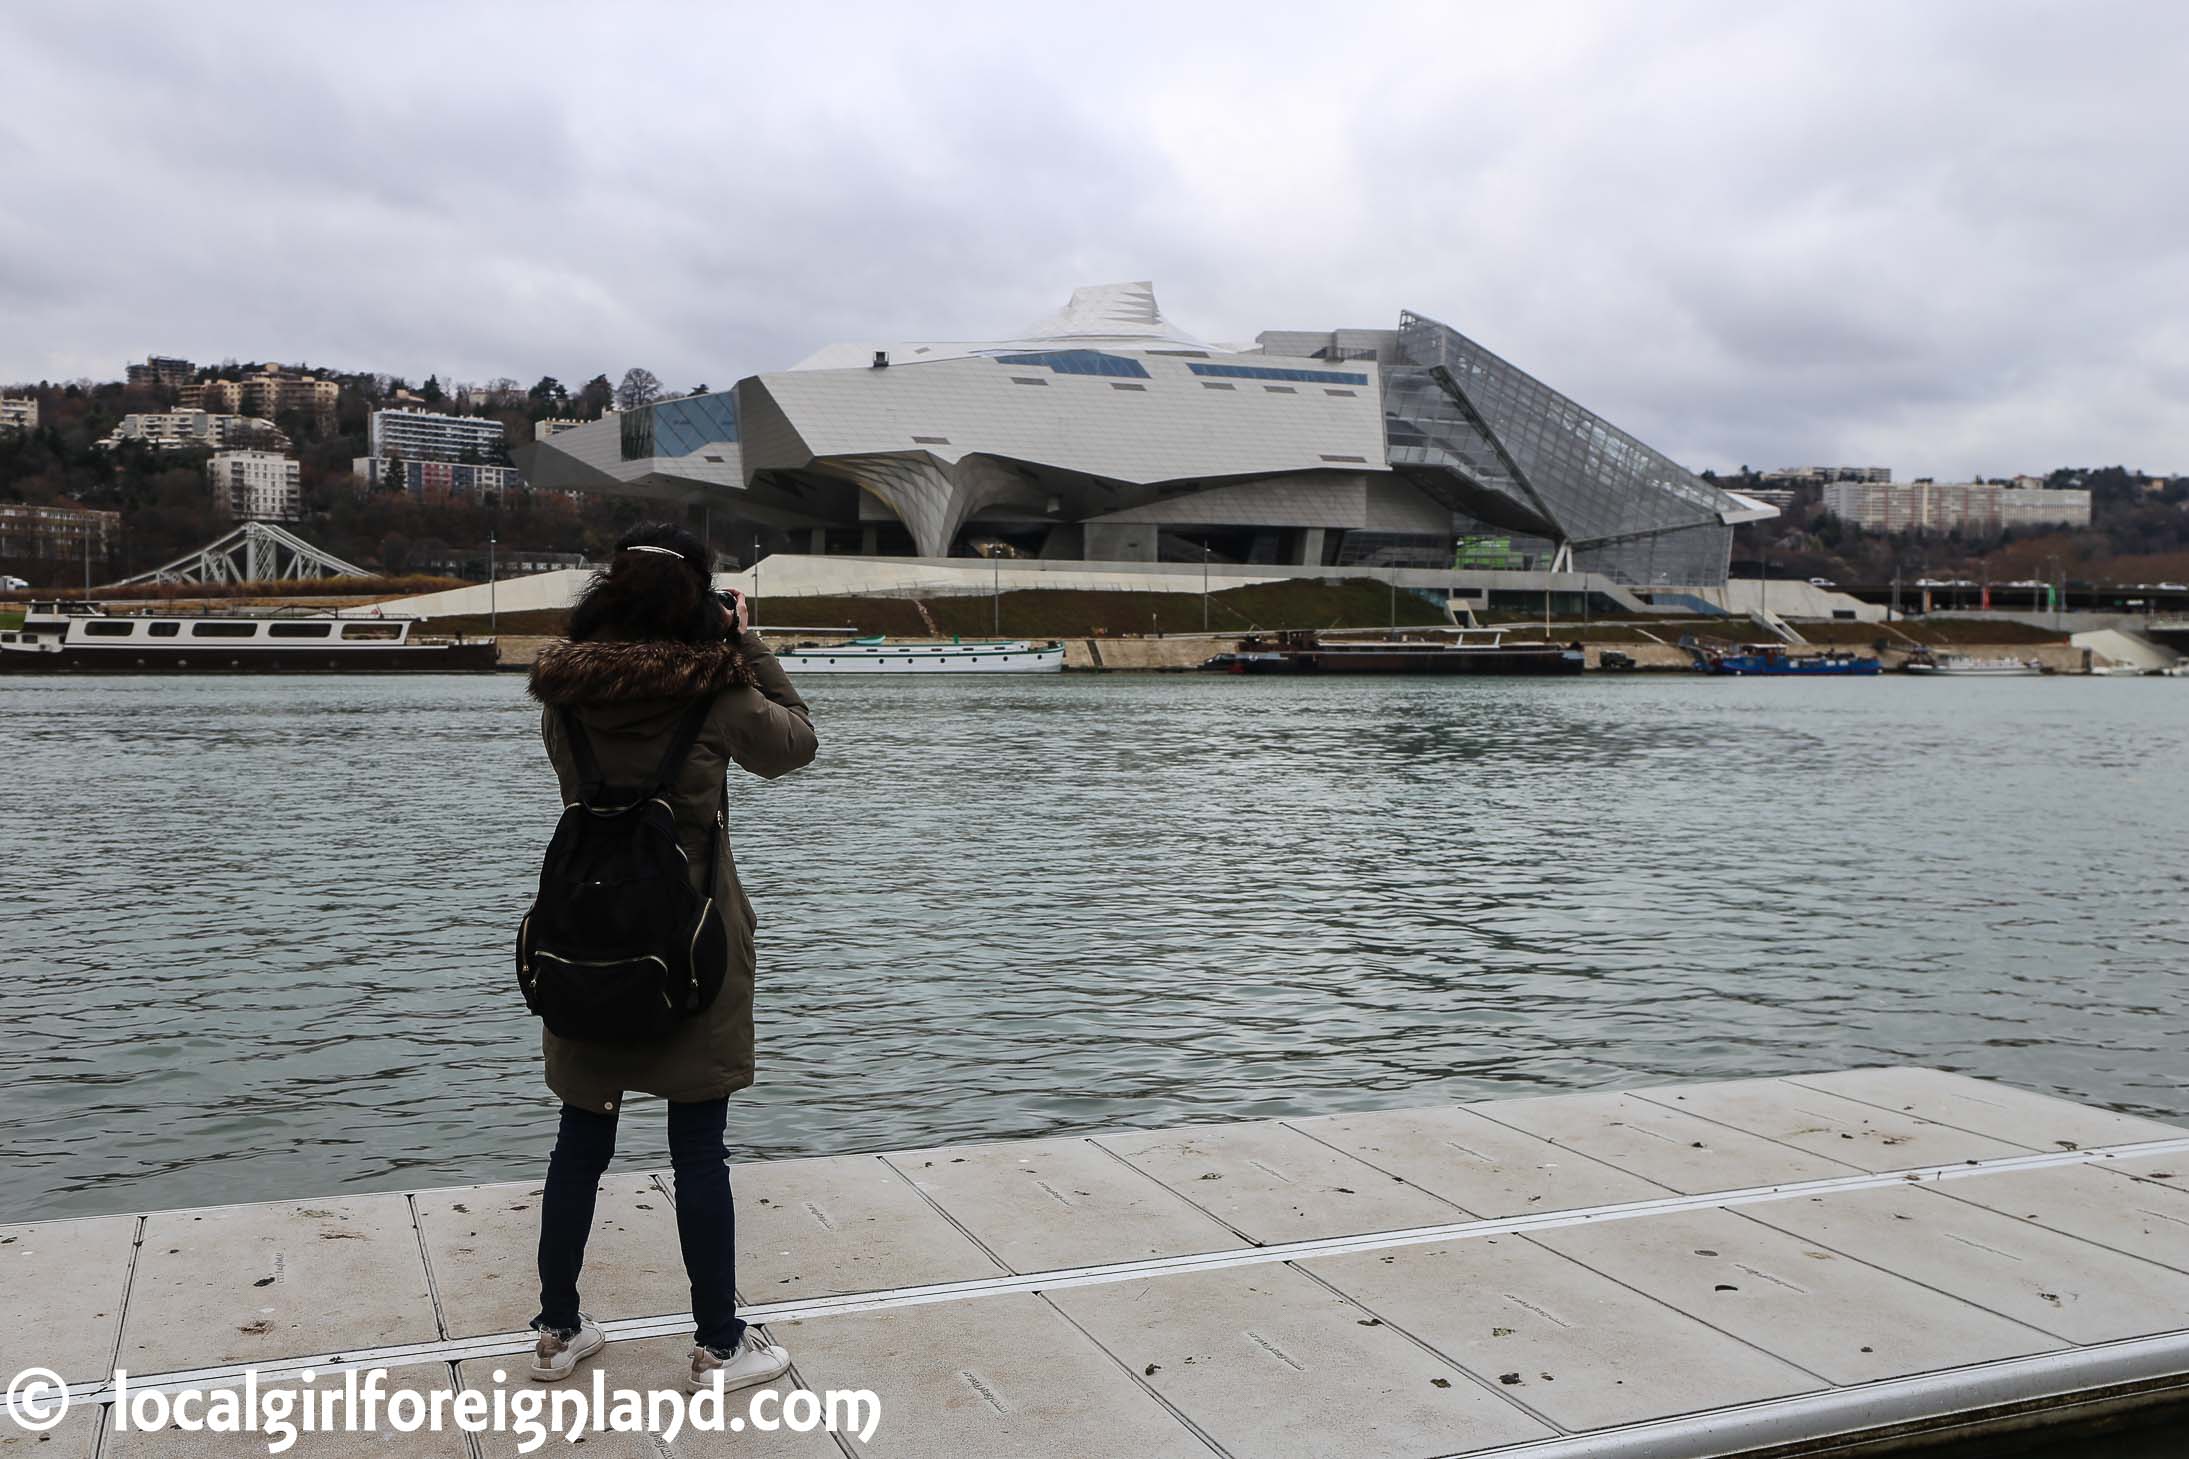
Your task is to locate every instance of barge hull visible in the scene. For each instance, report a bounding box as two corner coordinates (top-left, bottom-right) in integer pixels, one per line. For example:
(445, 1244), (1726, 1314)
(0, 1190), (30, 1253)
(0, 645), (499, 673)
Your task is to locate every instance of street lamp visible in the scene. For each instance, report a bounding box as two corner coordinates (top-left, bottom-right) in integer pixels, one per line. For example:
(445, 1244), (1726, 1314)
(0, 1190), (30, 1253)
(488, 531), (497, 644)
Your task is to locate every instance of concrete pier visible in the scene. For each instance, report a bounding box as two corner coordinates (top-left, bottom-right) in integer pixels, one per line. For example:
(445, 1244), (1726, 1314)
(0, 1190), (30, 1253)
(5, 1067), (2187, 1455)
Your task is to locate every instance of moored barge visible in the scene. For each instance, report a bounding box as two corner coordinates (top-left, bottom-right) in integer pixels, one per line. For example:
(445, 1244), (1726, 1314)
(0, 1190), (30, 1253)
(1681, 637), (1882, 676)
(1202, 629), (1584, 675)
(773, 636), (1065, 674)
(0, 601), (497, 673)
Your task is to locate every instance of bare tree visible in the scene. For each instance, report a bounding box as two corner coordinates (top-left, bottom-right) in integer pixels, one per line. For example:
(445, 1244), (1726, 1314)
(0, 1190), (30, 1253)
(616, 367), (662, 412)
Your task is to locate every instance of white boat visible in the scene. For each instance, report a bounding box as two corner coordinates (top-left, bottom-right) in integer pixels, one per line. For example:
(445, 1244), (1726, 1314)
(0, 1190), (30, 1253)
(1903, 652), (2044, 677)
(772, 636), (1065, 674)
(0, 600), (496, 673)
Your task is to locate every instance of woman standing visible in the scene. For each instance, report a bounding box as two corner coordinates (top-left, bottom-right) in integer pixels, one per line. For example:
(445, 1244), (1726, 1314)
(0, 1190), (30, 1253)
(522, 523), (816, 1391)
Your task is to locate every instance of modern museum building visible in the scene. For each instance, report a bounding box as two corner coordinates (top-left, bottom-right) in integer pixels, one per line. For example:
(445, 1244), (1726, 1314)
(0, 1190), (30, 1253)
(520, 283), (1772, 588)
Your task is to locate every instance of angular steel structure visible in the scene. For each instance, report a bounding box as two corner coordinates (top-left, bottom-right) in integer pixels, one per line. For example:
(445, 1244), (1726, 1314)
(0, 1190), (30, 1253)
(520, 284), (1769, 585)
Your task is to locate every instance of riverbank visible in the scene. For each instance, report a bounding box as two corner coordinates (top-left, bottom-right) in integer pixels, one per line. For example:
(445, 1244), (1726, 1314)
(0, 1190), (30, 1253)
(6, 1068), (2183, 1457)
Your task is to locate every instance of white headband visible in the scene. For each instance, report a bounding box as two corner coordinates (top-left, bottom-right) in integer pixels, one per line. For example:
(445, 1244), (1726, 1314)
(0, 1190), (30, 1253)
(622, 545), (686, 559)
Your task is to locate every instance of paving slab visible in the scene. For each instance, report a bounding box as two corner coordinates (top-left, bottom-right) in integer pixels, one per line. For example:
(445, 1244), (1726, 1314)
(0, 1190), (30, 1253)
(1290, 1105), (1676, 1220)
(0, 1403), (100, 1457)
(0, 1214), (136, 1383)
(1532, 1205), (2060, 1384)
(1304, 1234), (1822, 1432)
(121, 1196), (438, 1373)
(1288, 1105), (1669, 1217)
(1048, 1262), (1552, 1458)
(1633, 1077), (2034, 1171)
(1094, 1120), (1464, 1244)
(881, 1136), (1239, 1271)
(459, 1336), (844, 1457)
(1790, 1067), (2189, 1151)
(1933, 1158), (2189, 1273)
(732, 1153), (1007, 1302)
(417, 1174), (688, 1338)
(1468, 1090), (1864, 1193)
(1741, 1183), (2189, 1345)
(772, 1292), (1215, 1459)
(2106, 1154), (2189, 1197)
(101, 1361), (466, 1457)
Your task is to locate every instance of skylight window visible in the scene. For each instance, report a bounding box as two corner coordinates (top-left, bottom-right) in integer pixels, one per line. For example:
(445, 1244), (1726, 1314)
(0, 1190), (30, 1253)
(1188, 363), (1370, 386)
(991, 350), (1151, 379)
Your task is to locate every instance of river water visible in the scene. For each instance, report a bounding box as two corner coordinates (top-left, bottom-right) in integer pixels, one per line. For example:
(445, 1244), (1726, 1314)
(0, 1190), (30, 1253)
(2, 671), (2184, 1222)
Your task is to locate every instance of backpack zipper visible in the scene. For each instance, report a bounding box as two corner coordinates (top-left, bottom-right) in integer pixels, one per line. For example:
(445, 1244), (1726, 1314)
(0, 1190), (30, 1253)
(687, 898), (715, 1006)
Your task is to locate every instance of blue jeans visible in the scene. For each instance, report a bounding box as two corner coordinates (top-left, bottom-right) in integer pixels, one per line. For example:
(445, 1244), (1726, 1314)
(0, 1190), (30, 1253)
(534, 1097), (747, 1354)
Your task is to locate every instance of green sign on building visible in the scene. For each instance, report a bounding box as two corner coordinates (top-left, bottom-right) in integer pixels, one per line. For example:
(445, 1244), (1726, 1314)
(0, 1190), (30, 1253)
(1454, 536), (1526, 571)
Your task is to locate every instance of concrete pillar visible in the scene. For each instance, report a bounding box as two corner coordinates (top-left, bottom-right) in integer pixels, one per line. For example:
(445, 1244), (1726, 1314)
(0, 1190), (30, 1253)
(1084, 522), (1157, 562)
(1300, 528), (1326, 566)
(860, 525), (879, 555)
(809, 527), (828, 555)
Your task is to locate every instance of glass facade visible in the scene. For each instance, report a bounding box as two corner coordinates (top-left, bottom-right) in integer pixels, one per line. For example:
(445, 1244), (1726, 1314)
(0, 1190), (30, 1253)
(1386, 312), (1737, 585)
(1382, 367), (1557, 536)
(990, 350), (1151, 378)
(621, 392), (739, 462)
(1186, 362), (1370, 386)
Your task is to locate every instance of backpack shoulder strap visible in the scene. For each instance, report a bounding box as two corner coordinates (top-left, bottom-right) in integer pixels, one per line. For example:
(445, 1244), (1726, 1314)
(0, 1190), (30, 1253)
(557, 706), (606, 802)
(651, 694), (719, 793)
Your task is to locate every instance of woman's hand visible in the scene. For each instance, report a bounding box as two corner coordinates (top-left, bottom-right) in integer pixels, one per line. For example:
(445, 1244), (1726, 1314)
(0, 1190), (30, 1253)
(717, 588), (747, 635)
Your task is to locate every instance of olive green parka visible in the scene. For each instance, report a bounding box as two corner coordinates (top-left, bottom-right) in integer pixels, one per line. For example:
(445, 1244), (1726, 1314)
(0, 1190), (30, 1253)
(526, 629), (815, 1113)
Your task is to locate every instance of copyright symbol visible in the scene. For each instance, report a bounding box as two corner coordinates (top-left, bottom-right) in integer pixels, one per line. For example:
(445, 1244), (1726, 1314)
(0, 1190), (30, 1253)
(6, 1368), (70, 1431)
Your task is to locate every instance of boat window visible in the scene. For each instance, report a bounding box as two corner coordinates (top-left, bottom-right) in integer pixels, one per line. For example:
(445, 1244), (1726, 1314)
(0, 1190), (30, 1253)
(268, 622), (334, 639)
(341, 623), (403, 640)
(0, 633), (13, 643)
(192, 622), (259, 638)
(149, 622), (180, 637)
(84, 621), (137, 637)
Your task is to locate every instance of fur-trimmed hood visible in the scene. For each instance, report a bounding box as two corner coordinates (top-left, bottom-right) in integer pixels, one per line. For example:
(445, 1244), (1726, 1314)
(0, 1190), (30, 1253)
(528, 636), (756, 706)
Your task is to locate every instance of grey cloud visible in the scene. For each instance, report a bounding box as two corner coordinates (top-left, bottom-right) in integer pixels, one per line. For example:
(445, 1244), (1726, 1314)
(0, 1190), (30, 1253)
(1, 0), (2183, 480)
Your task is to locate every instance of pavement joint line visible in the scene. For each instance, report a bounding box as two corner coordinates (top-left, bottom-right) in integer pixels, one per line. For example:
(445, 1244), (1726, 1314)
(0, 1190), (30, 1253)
(1281, 1112), (1684, 1204)
(1421, 1328), (2189, 1459)
(20, 1133), (2188, 1418)
(1781, 1072), (2186, 1148)
(1623, 1082), (2025, 1170)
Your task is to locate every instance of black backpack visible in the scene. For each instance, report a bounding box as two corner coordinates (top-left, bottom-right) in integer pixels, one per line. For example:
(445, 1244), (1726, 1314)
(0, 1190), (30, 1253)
(516, 697), (729, 1044)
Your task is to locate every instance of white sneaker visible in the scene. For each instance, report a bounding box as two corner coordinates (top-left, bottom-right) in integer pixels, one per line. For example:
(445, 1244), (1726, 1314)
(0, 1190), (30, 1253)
(530, 1315), (605, 1382)
(687, 1331), (791, 1393)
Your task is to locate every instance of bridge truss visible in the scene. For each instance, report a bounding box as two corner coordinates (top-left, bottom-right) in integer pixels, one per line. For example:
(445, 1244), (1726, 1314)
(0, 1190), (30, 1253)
(105, 522), (370, 587)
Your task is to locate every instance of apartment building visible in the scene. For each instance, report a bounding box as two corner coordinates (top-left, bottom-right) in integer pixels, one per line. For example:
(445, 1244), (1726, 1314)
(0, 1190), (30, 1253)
(365, 408), (508, 464)
(1823, 480), (2091, 533)
(99, 410), (290, 452)
(0, 396), (38, 434)
(0, 502), (121, 561)
(352, 457), (524, 497)
(125, 355), (196, 388)
(183, 367), (340, 421)
(1761, 465), (1892, 485)
(206, 450), (303, 521)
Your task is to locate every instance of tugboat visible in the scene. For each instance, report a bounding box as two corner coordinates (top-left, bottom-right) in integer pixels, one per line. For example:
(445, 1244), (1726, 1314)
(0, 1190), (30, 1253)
(1201, 628), (1584, 675)
(1681, 637), (1882, 676)
(0, 600), (497, 673)
(772, 636), (1065, 674)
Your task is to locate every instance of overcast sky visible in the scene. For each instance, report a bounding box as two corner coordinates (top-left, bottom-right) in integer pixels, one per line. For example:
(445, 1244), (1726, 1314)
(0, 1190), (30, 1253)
(2, 2), (2183, 480)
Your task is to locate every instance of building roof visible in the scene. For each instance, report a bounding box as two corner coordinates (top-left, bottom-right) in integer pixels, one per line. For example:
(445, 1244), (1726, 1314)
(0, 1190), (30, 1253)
(788, 280), (1223, 371)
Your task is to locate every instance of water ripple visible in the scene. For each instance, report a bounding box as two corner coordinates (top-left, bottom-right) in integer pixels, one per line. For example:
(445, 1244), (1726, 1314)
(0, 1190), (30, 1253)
(0, 672), (2184, 1221)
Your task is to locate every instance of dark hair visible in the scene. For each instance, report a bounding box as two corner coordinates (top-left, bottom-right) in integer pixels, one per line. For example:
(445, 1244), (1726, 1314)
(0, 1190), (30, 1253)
(568, 523), (720, 643)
